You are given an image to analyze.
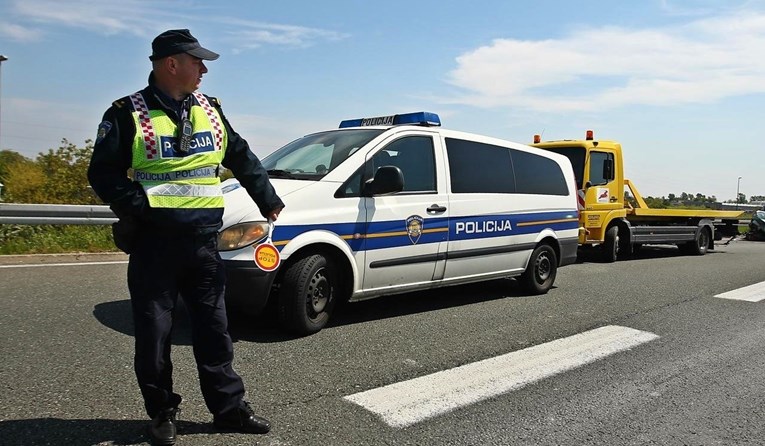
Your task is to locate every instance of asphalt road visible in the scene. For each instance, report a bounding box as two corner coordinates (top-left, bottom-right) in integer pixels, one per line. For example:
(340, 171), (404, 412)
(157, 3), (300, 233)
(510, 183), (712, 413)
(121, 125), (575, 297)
(1, 240), (765, 446)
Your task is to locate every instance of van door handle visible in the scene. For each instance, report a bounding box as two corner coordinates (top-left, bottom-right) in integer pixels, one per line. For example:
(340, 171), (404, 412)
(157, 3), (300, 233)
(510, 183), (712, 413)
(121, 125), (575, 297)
(427, 204), (447, 213)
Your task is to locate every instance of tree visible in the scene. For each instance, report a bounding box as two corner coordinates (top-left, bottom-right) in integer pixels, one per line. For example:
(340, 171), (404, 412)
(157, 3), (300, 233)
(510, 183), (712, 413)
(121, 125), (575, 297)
(0, 140), (98, 204)
(35, 139), (99, 204)
(643, 196), (668, 208)
(2, 157), (47, 203)
(0, 150), (31, 183)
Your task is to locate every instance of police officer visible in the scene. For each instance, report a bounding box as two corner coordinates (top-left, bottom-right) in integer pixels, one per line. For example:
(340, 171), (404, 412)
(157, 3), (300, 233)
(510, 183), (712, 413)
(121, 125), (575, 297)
(88, 29), (284, 446)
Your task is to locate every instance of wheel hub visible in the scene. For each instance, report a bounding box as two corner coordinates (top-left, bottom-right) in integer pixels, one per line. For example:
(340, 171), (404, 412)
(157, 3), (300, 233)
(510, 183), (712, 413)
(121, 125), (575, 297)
(536, 255), (551, 281)
(308, 269), (329, 313)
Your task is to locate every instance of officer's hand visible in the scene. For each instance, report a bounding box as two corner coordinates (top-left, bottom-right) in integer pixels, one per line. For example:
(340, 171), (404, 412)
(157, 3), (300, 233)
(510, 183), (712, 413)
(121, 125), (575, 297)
(267, 206), (284, 222)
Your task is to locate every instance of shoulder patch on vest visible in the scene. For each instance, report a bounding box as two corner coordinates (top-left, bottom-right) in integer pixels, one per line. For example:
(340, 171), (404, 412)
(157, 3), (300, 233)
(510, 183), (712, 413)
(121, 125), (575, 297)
(112, 99), (126, 108)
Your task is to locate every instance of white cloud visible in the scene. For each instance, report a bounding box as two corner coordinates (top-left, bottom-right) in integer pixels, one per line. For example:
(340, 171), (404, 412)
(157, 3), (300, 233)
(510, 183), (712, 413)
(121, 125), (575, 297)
(444, 10), (765, 112)
(8, 0), (348, 48)
(216, 19), (349, 50)
(11, 0), (174, 37)
(0, 21), (43, 42)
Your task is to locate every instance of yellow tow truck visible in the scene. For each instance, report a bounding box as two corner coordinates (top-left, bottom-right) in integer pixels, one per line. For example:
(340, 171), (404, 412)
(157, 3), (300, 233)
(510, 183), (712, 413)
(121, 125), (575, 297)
(532, 130), (745, 262)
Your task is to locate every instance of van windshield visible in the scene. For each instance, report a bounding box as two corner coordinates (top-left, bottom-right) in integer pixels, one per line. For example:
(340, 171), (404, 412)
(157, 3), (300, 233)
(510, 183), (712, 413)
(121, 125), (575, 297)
(262, 129), (385, 180)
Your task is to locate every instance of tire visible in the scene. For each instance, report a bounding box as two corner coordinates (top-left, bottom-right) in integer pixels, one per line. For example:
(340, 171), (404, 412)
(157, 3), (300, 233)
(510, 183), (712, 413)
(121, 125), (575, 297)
(602, 226), (618, 263)
(520, 244), (558, 295)
(683, 227), (710, 256)
(618, 227), (633, 257)
(278, 254), (337, 335)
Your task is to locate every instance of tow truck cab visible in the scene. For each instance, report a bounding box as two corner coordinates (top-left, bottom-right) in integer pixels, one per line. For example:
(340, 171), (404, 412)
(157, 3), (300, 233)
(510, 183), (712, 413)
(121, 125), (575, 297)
(532, 131), (746, 262)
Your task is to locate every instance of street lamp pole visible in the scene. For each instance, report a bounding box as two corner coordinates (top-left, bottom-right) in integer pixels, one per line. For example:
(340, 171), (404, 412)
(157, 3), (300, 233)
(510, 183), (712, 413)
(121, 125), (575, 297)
(0, 55), (7, 152)
(736, 176), (742, 210)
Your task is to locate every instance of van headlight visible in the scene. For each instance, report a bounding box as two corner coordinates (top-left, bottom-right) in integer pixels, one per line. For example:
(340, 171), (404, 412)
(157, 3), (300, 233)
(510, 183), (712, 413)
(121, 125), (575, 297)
(217, 221), (270, 251)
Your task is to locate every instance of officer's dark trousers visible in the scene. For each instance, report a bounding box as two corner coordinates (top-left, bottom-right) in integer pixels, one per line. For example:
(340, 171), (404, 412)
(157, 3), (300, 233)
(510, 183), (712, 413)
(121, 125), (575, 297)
(127, 231), (245, 418)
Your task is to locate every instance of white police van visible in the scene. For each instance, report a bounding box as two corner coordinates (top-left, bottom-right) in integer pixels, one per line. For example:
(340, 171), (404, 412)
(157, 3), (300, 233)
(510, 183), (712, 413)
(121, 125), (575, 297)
(218, 112), (579, 334)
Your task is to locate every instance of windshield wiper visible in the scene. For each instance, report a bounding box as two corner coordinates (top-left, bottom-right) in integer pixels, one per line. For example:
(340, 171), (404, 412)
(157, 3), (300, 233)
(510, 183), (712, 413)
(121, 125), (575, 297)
(266, 169), (299, 179)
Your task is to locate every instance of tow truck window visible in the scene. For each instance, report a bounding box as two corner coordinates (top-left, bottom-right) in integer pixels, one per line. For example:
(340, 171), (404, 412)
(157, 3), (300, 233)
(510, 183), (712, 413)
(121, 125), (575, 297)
(589, 151), (614, 186)
(541, 147), (585, 190)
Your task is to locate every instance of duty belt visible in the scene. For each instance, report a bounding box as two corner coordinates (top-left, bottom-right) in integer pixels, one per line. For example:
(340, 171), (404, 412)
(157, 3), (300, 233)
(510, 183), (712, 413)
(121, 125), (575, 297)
(133, 165), (219, 182)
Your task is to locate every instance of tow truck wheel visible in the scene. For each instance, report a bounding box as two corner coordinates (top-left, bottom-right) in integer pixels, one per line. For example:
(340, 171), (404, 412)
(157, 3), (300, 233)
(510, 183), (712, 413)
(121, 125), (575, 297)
(602, 226), (619, 263)
(278, 253), (337, 335)
(520, 244), (558, 295)
(618, 228), (633, 257)
(683, 227), (710, 256)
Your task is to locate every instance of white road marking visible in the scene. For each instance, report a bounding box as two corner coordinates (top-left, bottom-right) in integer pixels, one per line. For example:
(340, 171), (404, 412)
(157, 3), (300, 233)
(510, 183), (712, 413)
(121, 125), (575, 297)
(0, 261), (128, 269)
(344, 325), (659, 428)
(714, 281), (765, 302)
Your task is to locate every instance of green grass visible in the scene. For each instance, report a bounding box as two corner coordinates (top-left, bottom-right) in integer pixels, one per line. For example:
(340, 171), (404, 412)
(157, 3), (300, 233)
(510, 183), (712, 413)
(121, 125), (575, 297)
(0, 225), (117, 255)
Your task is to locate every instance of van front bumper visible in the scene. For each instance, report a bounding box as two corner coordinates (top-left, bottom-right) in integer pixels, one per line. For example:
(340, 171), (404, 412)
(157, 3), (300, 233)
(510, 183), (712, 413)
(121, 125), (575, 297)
(223, 260), (277, 315)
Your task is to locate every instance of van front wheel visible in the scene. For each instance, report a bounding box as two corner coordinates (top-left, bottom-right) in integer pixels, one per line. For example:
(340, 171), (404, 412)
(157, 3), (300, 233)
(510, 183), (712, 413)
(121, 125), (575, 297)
(520, 244), (558, 295)
(278, 254), (337, 335)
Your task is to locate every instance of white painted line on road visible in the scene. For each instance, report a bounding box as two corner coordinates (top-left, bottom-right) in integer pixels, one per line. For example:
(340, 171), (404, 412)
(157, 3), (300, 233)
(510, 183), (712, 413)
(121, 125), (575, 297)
(0, 261), (128, 269)
(344, 325), (659, 428)
(714, 281), (765, 302)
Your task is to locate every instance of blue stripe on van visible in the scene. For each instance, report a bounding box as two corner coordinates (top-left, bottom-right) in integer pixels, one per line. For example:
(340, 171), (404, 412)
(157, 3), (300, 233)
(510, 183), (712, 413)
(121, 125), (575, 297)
(270, 210), (578, 252)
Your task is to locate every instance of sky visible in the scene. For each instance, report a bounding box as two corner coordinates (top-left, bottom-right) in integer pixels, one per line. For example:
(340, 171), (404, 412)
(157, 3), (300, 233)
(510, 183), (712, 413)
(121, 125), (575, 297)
(1, 0), (764, 202)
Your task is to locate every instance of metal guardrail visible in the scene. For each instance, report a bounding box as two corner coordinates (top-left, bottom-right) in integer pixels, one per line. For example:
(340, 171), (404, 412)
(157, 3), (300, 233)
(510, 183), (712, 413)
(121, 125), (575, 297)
(0, 202), (754, 227)
(0, 203), (116, 225)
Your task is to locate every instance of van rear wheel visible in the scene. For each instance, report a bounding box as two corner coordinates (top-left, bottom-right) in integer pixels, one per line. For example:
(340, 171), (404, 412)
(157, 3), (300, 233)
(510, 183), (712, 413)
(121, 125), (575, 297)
(278, 254), (337, 335)
(520, 244), (557, 295)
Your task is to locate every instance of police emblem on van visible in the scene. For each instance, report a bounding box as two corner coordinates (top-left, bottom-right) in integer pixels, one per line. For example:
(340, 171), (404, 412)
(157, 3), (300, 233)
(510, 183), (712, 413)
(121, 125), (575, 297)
(406, 215), (424, 244)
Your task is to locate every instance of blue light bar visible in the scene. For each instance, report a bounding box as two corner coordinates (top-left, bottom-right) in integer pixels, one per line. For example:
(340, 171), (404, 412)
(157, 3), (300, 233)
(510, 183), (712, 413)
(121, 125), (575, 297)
(339, 112), (441, 128)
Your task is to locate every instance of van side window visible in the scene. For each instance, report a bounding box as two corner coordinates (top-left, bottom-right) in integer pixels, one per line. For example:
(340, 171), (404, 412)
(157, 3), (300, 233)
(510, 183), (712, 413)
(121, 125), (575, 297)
(386, 136), (437, 193)
(511, 149), (569, 196)
(446, 138), (568, 196)
(337, 135), (436, 197)
(446, 138), (515, 193)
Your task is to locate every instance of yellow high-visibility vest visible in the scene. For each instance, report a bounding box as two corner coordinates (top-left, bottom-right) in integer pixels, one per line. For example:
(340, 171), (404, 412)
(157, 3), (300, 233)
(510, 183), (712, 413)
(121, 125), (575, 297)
(128, 91), (227, 209)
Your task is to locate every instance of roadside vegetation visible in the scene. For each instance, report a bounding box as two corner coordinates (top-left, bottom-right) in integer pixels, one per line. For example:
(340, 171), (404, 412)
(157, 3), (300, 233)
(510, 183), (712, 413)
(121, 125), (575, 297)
(0, 224), (114, 255)
(0, 140), (116, 255)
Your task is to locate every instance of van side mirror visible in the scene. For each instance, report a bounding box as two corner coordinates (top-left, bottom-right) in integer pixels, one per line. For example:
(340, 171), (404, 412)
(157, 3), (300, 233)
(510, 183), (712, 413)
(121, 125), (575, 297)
(363, 166), (404, 196)
(603, 158), (614, 181)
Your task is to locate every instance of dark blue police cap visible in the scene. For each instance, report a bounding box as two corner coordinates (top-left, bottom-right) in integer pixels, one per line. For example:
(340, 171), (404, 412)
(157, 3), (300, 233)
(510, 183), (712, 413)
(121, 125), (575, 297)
(149, 29), (219, 61)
